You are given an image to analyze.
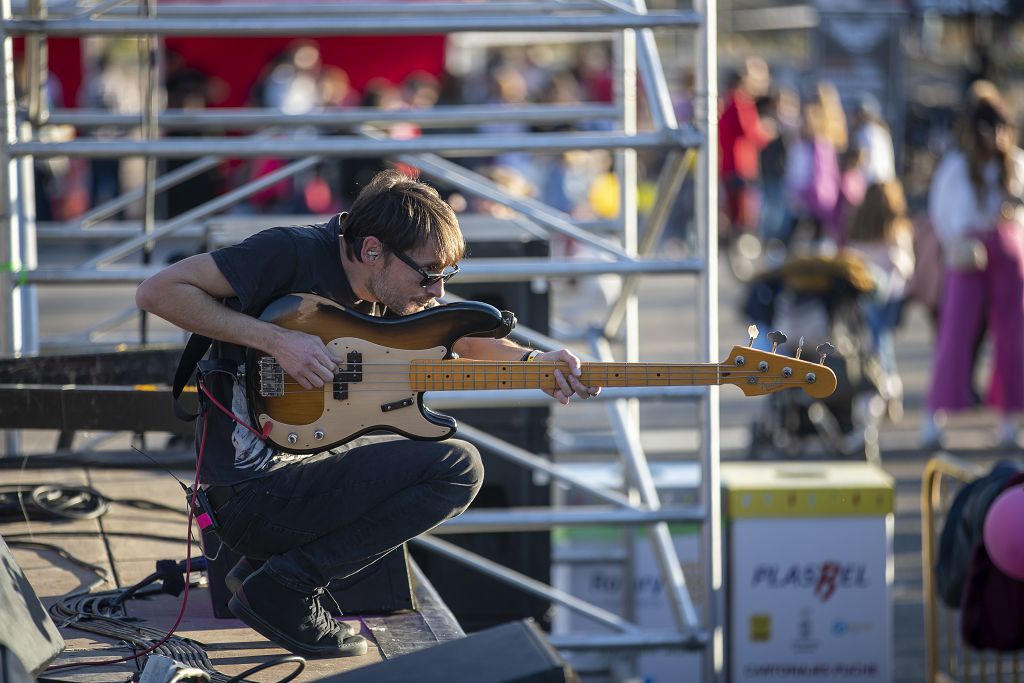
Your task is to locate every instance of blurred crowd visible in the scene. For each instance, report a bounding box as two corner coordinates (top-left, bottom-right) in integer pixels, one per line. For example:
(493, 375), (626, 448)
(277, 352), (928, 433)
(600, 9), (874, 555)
(23, 40), (632, 227)
(720, 55), (1024, 453)
(17, 36), (1024, 453)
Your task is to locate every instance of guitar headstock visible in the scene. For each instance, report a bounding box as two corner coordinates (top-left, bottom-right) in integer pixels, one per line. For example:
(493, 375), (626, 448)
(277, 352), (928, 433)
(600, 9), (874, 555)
(720, 329), (837, 399)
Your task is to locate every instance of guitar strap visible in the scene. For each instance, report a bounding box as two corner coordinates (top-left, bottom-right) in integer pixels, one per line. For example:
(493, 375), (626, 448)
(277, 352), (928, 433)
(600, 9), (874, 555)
(172, 333), (212, 421)
(172, 333), (237, 421)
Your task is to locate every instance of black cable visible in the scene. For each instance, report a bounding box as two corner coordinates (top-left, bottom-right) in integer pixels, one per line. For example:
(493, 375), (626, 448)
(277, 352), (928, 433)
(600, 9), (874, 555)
(4, 530), (186, 545)
(220, 655), (305, 683)
(0, 484), (109, 521)
(0, 484), (188, 523)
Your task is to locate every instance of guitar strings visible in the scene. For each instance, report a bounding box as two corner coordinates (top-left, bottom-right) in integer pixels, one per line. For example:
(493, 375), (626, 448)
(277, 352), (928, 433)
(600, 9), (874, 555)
(264, 376), (823, 390)
(258, 360), (821, 369)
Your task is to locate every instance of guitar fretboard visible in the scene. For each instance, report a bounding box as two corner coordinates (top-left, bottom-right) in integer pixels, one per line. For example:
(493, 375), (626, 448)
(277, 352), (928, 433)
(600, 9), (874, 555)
(409, 360), (723, 391)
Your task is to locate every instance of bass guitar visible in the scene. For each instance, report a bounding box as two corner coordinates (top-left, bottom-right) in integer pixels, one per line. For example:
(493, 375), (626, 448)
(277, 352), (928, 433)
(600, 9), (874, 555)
(246, 293), (837, 454)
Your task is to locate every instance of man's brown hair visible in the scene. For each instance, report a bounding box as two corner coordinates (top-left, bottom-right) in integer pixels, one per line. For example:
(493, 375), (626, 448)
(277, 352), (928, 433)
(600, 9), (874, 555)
(343, 169), (465, 266)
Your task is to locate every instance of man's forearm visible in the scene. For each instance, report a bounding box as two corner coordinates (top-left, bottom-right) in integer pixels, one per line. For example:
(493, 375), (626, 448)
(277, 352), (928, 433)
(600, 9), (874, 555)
(138, 280), (282, 355)
(452, 335), (528, 361)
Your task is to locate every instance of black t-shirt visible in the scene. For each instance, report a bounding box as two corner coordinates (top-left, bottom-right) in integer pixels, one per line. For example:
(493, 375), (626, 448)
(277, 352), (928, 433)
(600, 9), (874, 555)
(198, 214), (378, 486)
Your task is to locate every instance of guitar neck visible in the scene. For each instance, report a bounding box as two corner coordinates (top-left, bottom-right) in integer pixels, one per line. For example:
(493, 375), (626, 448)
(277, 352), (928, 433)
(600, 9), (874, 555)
(410, 359), (725, 391)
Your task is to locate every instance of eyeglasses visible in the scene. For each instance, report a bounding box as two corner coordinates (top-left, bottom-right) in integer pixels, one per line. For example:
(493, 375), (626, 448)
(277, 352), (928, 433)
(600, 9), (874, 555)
(390, 248), (460, 287)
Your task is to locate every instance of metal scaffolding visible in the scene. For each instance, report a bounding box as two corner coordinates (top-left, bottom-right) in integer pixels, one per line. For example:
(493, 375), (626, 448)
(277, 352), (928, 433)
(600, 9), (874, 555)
(1, 0), (720, 679)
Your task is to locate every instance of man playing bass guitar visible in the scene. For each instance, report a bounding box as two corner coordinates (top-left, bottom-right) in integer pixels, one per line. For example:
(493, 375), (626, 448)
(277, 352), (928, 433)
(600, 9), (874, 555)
(135, 169), (601, 659)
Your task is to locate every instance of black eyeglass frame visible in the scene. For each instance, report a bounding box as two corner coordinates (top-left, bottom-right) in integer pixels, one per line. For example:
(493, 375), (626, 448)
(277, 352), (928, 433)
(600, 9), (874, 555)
(389, 247), (461, 287)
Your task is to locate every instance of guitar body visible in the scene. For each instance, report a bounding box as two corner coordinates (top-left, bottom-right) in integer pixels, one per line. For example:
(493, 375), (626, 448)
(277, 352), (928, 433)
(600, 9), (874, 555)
(245, 293), (508, 454)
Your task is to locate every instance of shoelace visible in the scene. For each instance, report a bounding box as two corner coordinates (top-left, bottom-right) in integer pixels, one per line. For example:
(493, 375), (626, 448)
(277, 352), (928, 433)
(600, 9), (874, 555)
(307, 588), (341, 637)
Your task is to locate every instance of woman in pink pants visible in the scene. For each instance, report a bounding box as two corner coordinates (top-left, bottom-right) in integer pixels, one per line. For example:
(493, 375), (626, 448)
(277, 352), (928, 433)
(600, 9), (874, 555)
(923, 82), (1024, 448)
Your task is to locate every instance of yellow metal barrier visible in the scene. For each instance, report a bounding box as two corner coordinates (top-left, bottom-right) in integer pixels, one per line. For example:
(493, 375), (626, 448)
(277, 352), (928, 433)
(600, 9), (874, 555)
(922, 454), (1023, 682)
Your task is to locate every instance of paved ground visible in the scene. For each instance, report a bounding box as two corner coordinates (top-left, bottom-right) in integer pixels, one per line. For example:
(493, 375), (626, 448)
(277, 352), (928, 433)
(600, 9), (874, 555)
(9, 237), (1022, 681)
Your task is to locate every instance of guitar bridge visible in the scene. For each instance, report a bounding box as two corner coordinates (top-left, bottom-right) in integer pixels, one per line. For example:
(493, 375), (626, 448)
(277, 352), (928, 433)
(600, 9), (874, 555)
(258, 357), (285, 397)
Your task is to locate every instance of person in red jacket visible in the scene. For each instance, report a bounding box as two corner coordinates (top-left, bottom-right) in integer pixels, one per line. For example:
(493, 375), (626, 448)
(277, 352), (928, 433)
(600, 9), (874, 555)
(718, 57), (773, 240)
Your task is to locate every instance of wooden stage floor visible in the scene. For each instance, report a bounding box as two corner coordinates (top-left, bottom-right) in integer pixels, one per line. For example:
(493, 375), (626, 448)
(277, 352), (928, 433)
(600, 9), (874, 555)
(2, 463), (463, 682)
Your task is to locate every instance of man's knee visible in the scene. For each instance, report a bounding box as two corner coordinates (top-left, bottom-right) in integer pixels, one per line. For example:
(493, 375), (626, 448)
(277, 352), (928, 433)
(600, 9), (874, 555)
(444, 439), (484, 503)
(436, 440), (483, 516)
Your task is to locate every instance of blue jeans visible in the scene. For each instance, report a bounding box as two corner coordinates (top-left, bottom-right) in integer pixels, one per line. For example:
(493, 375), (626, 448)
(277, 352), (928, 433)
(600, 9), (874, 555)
(211, 435), (483, 593)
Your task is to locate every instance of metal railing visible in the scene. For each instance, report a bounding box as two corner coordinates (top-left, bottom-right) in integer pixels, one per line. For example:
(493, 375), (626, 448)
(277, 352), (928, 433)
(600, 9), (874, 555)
(921, 454), (1024, 682)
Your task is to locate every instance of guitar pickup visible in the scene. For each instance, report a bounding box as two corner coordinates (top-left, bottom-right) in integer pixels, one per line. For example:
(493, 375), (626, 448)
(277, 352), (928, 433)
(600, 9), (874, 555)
(333, 351), (362, 400)
(381, 397), (415, 413)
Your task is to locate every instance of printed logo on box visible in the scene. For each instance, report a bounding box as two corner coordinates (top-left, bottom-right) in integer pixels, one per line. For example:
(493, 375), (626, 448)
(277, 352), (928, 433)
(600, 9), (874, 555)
(750, 561), (869, 602)
(749, 614), (771, 642)
(830, 619), (873, 637)
(792, 608), (819, 653)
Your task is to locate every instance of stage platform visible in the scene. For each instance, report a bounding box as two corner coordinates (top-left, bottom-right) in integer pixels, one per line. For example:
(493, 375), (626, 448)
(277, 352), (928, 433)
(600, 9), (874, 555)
(1, 463), (464, 682)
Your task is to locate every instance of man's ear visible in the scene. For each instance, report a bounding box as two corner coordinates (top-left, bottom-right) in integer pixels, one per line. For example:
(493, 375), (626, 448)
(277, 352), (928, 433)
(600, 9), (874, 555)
(361, 236), (384, 262)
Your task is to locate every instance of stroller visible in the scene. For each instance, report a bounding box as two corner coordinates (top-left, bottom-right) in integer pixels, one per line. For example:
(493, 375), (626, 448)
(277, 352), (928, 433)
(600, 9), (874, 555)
(741, 253), (893, 462)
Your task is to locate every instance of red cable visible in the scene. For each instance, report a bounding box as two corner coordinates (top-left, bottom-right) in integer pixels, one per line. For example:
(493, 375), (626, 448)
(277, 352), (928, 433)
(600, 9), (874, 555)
(198, 378), (268, 441)
(46, 410), (211, 672)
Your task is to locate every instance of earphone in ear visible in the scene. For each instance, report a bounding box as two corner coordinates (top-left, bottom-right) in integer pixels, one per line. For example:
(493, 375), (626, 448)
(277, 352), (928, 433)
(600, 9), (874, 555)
(368, 250), (379, 260)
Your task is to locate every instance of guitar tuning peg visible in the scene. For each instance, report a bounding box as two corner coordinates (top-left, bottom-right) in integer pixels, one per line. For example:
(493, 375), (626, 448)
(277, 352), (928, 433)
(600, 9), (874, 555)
(794, 336), (805, 359)
(767, 330), (788, 354)
(816, 342), (836, 365)
(747, 324), (759, 347)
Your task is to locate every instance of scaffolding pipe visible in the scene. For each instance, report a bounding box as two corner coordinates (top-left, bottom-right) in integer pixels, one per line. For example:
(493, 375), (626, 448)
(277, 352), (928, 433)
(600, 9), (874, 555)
(10, 130), (686, 158)
(455, 423), (631, 507)
(14, 0), (40, 356)
(603, 148), (693, 337)
(696, 0), (722, 677)
(81, 155), (322, 269)
(62, 1), (608, 17)
(34, 217), (617, 243)
(436, 505), (704, 533)
(77, 0), (134, 18)
(404, 152), (632, 261)
(45, 103), (619, 130)
(77, 154), (222, 227)
(414, 533), (645, 635)
(0, 0), (19, 455)
(593, 335), (701, 636)
(3, 12), (702, 36)
(549, 631), (705, 651)
(22, 257), (704, 285)
(138, 0), (158, 344)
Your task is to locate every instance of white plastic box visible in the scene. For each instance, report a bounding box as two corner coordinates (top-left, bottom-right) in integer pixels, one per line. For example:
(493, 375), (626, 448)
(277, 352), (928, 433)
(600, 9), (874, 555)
(722, 462), (894, 683)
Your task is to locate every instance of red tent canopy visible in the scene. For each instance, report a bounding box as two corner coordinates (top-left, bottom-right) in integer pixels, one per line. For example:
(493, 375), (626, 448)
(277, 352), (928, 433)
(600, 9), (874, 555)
(19, 34), (445, 109)
(164, 35), (446, 107)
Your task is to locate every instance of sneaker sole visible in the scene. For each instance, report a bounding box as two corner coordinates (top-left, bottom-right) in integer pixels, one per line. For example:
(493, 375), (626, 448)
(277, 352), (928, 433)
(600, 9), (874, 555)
(228, 594), (368, 658)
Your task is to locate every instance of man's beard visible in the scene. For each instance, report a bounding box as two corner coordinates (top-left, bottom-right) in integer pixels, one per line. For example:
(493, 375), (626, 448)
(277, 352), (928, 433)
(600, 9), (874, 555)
(369, 269), (434, 315)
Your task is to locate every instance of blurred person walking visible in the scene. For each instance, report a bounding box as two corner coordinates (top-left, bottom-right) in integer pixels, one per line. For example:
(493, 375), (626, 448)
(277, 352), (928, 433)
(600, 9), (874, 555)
(756, 88), (794, 250)
(844, 180), (915, 419)
(718, 57), (772, 241)
(785, 84), (843, 246)
(852, 93), (896, 185)
(922, 82), (1024, 449)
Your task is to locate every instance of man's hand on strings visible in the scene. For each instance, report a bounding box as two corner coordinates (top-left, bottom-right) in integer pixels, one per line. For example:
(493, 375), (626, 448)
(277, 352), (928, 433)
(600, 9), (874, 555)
(272, 329), (342, 390)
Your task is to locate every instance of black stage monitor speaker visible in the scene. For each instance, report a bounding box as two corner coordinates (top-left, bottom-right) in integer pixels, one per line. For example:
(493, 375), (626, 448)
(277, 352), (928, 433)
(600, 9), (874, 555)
(0, 536), (64, 676)
(327, 619), (576, 683)
(202, 528), (415, 618)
